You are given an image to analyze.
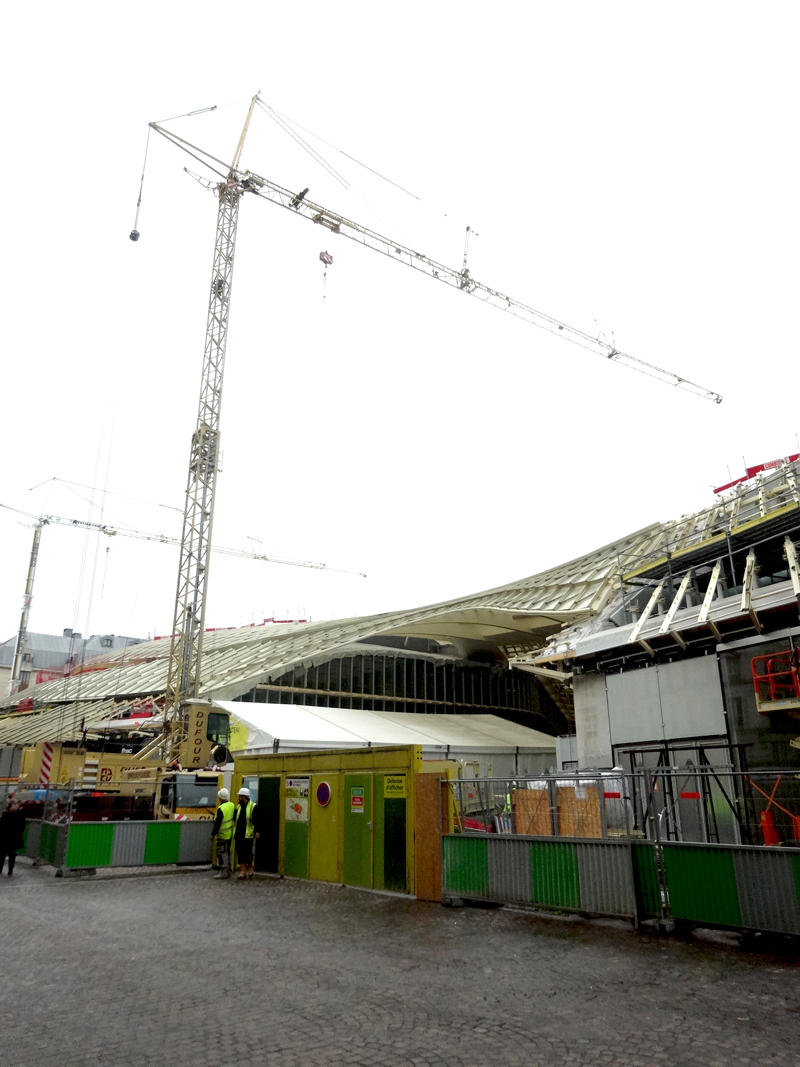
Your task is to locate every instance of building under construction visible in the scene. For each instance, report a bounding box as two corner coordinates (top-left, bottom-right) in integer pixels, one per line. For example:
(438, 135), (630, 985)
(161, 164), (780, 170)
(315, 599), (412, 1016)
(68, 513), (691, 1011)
(1, 456), (798, 777)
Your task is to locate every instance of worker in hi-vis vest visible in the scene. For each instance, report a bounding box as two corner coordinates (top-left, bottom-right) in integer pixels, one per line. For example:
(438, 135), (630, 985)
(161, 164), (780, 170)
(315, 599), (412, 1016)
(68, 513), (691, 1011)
(210, 788), (236, 879)
(234, 786), (260, 880)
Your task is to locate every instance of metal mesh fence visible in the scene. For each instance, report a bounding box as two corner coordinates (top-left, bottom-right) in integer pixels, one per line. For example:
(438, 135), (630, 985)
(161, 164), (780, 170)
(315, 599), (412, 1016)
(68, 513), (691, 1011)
(448, 769), (800, 847)
(0, 781), (157, 823)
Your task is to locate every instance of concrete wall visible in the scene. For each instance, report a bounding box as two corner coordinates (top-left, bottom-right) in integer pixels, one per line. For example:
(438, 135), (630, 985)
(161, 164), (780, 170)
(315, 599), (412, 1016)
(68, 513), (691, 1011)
(574, 673), (613, 768)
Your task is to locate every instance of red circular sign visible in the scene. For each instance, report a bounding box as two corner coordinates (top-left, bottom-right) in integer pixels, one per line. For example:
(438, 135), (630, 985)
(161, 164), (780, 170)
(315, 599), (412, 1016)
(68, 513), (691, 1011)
(316, 781), (331, 807)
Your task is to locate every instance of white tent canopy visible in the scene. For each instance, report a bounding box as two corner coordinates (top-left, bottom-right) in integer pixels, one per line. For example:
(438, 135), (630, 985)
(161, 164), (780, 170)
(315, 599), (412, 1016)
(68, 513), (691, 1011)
(213, 701), (556, 778)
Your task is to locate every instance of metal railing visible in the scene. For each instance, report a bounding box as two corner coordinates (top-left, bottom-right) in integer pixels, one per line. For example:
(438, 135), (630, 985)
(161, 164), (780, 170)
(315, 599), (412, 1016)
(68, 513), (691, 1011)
(447, 768), (800, 848)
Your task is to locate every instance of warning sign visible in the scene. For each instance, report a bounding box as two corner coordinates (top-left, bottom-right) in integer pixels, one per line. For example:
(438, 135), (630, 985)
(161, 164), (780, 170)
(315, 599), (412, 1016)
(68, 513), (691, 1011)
(350, 787), (364, 813)
(384, 775), (406, 799)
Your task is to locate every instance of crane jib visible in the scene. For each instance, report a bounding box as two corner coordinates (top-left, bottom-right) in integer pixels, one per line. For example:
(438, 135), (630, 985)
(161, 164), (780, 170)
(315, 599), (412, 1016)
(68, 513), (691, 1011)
(148, 119), (722, 404)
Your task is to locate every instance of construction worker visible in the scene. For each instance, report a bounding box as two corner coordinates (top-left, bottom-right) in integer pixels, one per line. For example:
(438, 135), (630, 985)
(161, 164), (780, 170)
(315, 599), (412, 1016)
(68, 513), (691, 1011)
(234, 786), (259, 880)
(210, 788), (236, 879)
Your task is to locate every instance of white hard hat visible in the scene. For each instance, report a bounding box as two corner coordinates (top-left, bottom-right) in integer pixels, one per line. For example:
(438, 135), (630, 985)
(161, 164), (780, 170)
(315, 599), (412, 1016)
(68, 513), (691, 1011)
(218, 788), (229, 801)
(237, 787), (251, 798)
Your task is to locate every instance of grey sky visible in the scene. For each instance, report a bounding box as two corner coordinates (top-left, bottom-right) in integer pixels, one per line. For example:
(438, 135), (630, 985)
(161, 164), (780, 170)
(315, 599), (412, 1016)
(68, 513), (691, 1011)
(1, 2), (797, 644)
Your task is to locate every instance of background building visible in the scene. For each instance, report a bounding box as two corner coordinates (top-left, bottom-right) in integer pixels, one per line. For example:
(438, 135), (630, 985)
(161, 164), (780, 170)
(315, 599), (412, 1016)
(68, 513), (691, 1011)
(0, 629), (144, 693)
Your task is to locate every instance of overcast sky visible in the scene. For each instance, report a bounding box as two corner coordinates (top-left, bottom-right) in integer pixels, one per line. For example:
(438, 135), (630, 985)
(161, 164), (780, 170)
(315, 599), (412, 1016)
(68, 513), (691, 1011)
(1, 2), (798, 646)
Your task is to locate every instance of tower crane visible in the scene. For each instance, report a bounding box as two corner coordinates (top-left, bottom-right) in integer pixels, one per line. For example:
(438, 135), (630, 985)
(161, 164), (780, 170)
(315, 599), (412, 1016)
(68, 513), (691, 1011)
(143, 95), (724, 766)
(1, 501), (364, 697)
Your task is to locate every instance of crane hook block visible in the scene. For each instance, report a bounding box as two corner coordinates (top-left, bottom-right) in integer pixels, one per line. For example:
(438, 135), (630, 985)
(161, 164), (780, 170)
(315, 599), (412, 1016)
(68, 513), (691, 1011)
(129, 229), (140, 242)
(319, 250), (333, 267)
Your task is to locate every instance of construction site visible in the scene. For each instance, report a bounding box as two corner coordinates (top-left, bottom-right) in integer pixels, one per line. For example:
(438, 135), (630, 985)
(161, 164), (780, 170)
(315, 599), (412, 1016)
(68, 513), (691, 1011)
(2, 60), (800, 1067)
(2, 89), (800, 895)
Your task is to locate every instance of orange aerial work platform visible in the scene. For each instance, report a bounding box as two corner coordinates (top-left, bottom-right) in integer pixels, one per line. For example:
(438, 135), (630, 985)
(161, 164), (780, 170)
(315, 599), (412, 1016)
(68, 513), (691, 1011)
(751, 649), (800, 714)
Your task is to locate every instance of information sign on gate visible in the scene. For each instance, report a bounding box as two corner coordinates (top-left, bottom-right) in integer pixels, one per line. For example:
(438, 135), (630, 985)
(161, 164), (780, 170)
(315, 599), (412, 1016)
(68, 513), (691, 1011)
(350, 787), (364, 813)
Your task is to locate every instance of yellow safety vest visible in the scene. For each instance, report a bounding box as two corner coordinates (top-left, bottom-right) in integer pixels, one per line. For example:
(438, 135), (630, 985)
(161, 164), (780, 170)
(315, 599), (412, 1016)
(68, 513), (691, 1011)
(235, 800), (256, 839)
(216, 801), (236, 841)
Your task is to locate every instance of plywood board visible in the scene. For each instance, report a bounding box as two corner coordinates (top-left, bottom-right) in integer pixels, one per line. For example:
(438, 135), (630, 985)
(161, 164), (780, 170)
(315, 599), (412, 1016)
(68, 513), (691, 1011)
(512, 788), (552, 836)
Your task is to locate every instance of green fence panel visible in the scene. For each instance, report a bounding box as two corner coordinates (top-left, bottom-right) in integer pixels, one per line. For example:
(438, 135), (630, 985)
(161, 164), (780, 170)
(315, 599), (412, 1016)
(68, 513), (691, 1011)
(64, 823), (114, 869)
(530, 840), (580, 910)
(631, 842), (661, 920)
(144, 822), (181, 865)
(40, 823), (58, 865)
(662, 844), (742, 928)
(443, 836), (489, 897)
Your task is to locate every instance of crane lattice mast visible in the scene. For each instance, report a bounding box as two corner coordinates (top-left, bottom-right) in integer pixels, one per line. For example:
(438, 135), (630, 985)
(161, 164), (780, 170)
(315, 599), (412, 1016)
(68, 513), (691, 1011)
(160, 95), (259, 764)
(7, 520), (42, 697)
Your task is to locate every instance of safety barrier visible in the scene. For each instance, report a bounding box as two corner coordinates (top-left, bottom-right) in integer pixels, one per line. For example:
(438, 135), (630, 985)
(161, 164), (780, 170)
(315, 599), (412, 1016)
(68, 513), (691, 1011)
(442, 833), (800, 936)
(661, 841), (800, 936)
(18, 819), (211, 872)
(442, 834), (658, 922)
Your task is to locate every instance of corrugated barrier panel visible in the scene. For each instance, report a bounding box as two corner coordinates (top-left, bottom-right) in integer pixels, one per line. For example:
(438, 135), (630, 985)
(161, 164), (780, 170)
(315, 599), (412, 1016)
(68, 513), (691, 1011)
(662, 844), (742, 928)
(64, 823), (114, 869)
(111, 822), (147, 867)
(732, 849), (800, 935)
(488, 837), (532, 904)
(443, 835), (489, 897)
(23, 820), (42, 860)
(631, 841), (660, 919)
(177, 821), (213, 864)
(144, 822), (181, 865)
(40, 824), (59, 865)
(576, 843), (635, 918)
(530, 841), (580, 910)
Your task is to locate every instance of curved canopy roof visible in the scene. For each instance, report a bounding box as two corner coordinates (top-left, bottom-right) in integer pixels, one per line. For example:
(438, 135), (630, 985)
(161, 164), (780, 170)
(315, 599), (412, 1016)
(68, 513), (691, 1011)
(0, 522), (659, 711)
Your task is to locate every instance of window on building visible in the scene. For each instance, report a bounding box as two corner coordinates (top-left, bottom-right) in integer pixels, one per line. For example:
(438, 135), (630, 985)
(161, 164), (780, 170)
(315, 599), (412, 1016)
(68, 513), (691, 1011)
(101, 638), (113, 648)
(22, 652), (33, 663)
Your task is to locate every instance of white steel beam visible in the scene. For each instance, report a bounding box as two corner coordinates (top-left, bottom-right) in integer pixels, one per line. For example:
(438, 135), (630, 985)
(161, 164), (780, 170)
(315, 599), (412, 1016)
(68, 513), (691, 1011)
(659, 570), (693, 649)
(741, 548), (762, 632)
(784, 536), (800, 608)
(697, 560), (723, 640)
(628, 579), (665, 647)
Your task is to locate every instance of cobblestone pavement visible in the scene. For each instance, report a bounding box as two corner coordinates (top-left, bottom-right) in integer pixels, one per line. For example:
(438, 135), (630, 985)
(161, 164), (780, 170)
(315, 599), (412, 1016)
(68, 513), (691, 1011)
(2, 858), (799, 1067)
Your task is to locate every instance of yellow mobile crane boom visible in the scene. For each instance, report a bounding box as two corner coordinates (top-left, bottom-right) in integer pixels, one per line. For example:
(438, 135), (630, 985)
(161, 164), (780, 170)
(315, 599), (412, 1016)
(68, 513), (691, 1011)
(145, 95), (723, 766)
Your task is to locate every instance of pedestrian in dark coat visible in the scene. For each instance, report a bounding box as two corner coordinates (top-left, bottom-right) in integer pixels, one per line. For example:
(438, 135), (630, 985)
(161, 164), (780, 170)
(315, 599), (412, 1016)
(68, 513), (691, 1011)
(0, 798), (26, 876)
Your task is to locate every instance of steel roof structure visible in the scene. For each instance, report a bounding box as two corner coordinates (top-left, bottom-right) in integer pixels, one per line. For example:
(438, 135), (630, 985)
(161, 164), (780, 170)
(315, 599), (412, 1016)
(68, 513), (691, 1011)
(0, 522), (659, 715)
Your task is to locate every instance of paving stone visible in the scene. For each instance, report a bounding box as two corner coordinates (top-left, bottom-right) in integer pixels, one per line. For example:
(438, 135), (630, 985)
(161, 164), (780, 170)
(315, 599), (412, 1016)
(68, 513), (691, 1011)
(1, 859), (799, 1065)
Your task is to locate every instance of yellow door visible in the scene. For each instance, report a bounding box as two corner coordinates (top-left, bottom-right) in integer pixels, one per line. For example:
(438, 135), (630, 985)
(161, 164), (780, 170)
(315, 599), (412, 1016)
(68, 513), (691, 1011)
(309, 774), (340, 883)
